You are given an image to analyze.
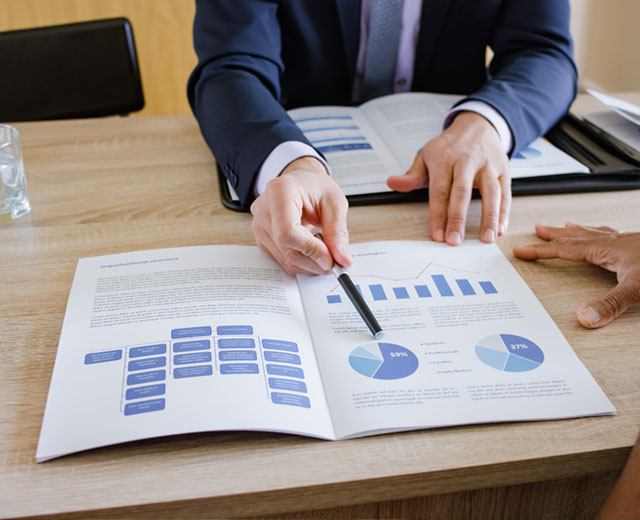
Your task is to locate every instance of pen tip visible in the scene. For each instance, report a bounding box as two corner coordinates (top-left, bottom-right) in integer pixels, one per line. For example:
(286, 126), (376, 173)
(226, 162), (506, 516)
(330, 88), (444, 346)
(374, 331), (385, 340)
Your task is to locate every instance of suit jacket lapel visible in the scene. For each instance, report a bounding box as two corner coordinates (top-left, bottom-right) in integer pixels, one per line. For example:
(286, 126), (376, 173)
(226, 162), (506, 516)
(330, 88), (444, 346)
(413, 0), (454, 88)
(334, 0), (361, 86)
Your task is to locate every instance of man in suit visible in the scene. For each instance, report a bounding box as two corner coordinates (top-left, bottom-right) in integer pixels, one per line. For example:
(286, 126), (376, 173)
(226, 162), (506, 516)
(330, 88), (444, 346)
(188, 0), (577, 275)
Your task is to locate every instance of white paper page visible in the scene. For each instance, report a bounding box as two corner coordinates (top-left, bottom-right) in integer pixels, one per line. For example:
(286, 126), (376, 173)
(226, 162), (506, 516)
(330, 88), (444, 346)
(288, 106), (402, 195)
(584, 109), (640, 152)
(360, 92), (589, 178)
(37, 245), (335, 461)
(296, 241), (615, 439)
(588, 89), (640, 126)
(508, 137), (590, 178)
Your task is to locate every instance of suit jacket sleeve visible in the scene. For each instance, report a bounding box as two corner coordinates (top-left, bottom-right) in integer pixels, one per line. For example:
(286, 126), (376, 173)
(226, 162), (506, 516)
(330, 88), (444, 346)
(187, 0), (312, 207)
(462, 0), (577, 156)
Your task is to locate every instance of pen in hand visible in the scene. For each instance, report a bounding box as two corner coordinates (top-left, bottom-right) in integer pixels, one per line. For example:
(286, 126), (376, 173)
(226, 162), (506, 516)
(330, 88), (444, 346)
(315, 233), (384, 339)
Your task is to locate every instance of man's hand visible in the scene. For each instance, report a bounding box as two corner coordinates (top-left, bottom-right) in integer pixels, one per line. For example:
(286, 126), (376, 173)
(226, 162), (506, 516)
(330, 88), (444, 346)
(250, 156), (352, 275)
(513, 222), (640, 328)
(387, 111), (511, 246)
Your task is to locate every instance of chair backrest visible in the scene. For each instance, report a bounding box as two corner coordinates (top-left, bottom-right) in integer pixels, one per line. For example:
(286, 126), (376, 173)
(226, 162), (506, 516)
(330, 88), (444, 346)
(0, 18), (145, 122)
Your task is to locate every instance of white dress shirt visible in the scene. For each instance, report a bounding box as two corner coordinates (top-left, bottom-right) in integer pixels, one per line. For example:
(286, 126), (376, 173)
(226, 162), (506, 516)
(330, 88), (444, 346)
(254, 0), (514, 197)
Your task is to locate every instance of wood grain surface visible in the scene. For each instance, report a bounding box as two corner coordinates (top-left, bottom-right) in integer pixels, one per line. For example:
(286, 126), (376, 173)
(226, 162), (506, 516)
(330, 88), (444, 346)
(1, 96), (639, 519)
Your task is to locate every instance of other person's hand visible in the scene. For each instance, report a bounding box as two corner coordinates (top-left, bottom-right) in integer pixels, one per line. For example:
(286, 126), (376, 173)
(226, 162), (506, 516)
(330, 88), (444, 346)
(250, 156), (352, 275)
(513, 222), (640, 328)
(387, 111), (511, 246)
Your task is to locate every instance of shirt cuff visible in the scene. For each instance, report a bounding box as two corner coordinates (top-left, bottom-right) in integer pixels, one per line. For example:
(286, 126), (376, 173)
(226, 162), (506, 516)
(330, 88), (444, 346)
(254, 141), (331, 197)
(444, 100), (514, 154)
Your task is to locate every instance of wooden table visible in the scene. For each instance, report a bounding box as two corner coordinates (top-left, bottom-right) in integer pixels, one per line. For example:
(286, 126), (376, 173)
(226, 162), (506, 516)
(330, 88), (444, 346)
(2, 95), (640, 519)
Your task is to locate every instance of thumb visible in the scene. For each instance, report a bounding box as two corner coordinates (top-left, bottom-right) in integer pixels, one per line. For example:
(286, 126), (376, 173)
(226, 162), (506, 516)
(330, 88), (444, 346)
(577, 281), (639, 328)
(387, 152), (428, 193)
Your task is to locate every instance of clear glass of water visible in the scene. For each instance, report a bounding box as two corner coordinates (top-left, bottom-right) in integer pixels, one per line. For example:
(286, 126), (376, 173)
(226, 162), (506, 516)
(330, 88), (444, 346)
(0, 124), (30, 222)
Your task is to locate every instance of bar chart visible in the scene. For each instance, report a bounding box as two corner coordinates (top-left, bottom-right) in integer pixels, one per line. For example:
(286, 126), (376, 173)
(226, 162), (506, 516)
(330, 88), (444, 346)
(326, 272), (498, 304)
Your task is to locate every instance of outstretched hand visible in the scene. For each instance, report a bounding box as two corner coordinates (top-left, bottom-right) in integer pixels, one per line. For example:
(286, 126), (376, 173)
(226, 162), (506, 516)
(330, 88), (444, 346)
(513, 222), (640, 328)
(387, 111), (511, 246)
(250, 156), (352, 275)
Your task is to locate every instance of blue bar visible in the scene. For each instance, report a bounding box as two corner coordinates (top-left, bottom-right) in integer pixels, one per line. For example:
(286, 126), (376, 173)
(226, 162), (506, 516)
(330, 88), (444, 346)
(174, 365), (213, 378)
(271, 392), (311, 408)
(127, 370), (166, 385)
(393, 287), (409, 299)
(124, 398), (165, 416)
(327, 294), (341, 304)
(432, 275), (454, 297)
(220, 363), (260, 375)
(262, 339), (299, 352)
(264, 351), (301, 365)
(456, 279), (476, 296)
(370, 284), (387, 301)
(84, 350), (122, 364)
(268, 378), (308, 393)
(173, 339), (210, 352)
(415, 285), (431, 298)
(218, 338), (255, 349)
(129, 344), (166, 358)
(480, 281), (498, 294)
(316, 143), (372, 154)
(128, 356), (166, 372)
(125, 384), (165, 400)
(266, 364), (305, 379)
(171, 326), (211, 339)
(217, 325), (253, 335)
(174, 352), (212, 365)
(219, 350), (257, 362)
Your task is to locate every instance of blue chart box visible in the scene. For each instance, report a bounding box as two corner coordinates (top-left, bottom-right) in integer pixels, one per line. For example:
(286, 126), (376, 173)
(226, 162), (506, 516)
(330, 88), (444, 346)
(124, 398), (165, 416)
(218, 350), (257, 362)
(129, 344), (166, 358)
(264, 351), (301, 365)
(128, 356), (166, 372)
(125, 383), (166, 400)
(266, 364), (304, 379)
(127, 369), (166, 385)
(174, 352), (212, 365)
(173, 339), (210, 352)
(217, 325), (253, 335)
(174, 365), (213, 379)
(271, 392), (311, 408)
(84, 349), (122, 364)
(217, 338), (255, 349)
(171, 326), (212, 339)
(262, 339), (299, 353)
(220, 363), (259, 375)
(268, 377), (307, 393)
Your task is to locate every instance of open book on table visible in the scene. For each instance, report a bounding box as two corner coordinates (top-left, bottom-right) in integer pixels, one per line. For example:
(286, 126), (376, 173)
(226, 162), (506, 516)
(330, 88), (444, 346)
(37, 240), (615, 461)
(220, 92), (640, 210)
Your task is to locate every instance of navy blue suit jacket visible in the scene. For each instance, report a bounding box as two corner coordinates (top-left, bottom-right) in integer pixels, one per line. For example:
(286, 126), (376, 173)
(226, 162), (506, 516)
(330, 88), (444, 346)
(188, 0), (577, 207)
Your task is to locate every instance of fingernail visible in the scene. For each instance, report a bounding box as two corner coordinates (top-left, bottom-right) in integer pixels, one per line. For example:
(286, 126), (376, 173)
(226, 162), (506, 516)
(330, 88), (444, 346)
(448, 231), (462, 246)
(578, 306), (600, 326)
(434, 229), (444, 241)
(483, 228), (496, 242)
(318, 256), (332, 272)
(499, 222), (506, 236)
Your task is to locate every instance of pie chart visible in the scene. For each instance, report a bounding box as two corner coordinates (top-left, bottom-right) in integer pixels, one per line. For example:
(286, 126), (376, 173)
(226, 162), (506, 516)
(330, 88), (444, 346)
(349, 342), (419, 380)
(475, 334), (544, 372)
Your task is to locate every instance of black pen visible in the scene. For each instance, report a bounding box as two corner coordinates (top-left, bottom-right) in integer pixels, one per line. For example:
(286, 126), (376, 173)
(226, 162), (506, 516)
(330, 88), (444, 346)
(315, 234), (384, 339)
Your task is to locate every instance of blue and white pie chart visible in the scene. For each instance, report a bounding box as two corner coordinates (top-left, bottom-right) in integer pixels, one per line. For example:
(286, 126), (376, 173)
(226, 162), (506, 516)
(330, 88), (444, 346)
(475, 334), (544, 372)
(349, 342), (419, 380)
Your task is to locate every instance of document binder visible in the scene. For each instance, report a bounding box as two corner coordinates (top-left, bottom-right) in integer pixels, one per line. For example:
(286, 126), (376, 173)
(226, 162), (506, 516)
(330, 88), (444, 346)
(217, 113), (640, 212)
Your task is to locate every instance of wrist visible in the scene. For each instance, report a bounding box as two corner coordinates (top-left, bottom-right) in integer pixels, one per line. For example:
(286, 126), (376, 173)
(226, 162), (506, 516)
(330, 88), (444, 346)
(281, 156), (328, 177)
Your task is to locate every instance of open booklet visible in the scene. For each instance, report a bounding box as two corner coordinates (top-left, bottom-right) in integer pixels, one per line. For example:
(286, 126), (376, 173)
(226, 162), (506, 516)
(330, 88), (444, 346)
(225, 92), (590, 202)
(37, 240), (614, 461)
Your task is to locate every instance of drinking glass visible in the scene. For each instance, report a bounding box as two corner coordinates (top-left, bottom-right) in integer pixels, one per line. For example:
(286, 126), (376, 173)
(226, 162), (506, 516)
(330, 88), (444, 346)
(0, 124), (30, 222)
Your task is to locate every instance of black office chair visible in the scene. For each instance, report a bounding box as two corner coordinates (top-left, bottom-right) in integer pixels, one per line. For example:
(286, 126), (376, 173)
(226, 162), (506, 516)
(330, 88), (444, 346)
(0, 18), (145, 122)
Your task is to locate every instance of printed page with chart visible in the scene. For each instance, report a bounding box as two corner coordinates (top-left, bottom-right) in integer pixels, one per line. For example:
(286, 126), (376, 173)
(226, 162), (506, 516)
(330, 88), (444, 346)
(37, 241), (614, 461)
(288, 92), (589, 197)
(296, 240), (615, 439)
